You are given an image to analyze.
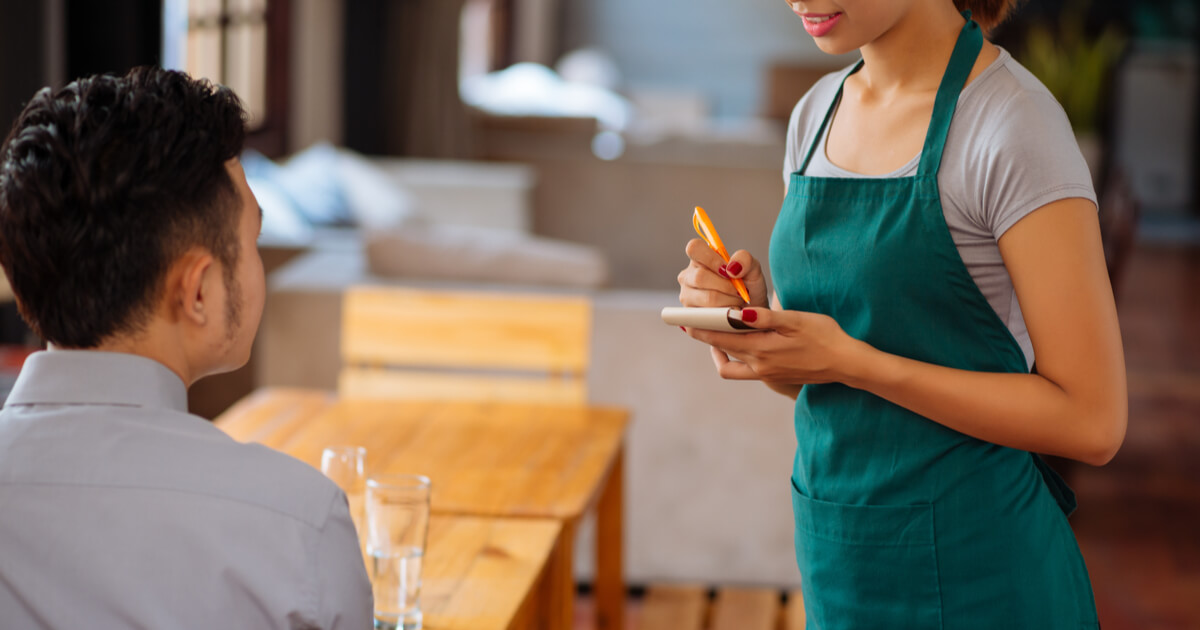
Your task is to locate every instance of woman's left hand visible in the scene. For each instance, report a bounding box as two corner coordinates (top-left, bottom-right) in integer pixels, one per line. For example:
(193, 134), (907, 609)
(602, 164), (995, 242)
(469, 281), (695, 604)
(687, 306), (864, 385)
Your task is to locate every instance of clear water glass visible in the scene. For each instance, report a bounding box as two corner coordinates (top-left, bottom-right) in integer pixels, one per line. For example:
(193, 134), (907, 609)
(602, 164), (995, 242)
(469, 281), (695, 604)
(320, 446), (368, 545)
(366, 474), (432, 630)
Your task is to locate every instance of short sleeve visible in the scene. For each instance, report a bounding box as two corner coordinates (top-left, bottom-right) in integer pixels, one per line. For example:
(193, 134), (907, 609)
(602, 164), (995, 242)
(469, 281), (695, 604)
(313, 491), (373, 629)
(972, 89), (1097, 239)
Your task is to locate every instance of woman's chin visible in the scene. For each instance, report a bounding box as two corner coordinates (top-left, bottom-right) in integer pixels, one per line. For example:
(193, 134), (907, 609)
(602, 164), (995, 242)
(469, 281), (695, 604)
(812, 38), (859, 57)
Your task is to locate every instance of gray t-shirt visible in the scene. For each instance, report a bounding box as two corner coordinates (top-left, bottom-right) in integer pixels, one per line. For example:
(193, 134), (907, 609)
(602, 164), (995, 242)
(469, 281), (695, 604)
(783, 47), (1096, 368)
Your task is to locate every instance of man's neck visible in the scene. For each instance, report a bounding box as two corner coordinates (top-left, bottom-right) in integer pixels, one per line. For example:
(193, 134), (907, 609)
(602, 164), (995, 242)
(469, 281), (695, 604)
(88, 328), (196, 387)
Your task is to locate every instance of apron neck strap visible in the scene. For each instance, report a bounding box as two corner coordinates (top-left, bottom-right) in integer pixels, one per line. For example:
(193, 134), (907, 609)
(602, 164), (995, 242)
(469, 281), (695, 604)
(917, 13), (984, 177)
(796, 13), (983, 178)
(797, 59), (864, 175)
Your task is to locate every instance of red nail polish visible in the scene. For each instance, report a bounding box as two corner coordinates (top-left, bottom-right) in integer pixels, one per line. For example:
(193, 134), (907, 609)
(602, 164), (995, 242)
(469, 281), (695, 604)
(741, 308), (758, 323)
(717, 265), (729, 279)
(680, 326), (687, 332)
(728, 261), (743, 276)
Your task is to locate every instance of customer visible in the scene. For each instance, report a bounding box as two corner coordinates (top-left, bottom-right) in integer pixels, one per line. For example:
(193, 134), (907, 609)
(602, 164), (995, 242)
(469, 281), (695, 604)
(0, 67), (371, 629)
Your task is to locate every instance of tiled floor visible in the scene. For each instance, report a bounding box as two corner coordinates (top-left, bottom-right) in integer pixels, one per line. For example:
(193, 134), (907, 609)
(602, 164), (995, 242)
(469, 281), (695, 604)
(574, 243), (1200, 630)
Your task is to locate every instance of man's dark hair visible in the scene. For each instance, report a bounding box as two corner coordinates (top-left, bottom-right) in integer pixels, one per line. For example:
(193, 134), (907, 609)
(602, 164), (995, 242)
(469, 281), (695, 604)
(0, 66), (247, 348)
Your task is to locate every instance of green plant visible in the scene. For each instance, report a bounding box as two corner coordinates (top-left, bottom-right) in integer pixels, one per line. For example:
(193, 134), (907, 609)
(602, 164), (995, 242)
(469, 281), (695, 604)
(1021, 9), (1126, 134)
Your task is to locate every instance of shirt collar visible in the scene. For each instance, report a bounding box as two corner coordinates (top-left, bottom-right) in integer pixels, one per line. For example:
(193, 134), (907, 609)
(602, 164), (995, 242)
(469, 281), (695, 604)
(4, 350), (189, 413)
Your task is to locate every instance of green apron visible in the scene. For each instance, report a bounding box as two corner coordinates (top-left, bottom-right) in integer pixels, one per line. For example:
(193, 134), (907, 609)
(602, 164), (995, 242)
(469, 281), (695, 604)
(768, 16), (1100, 629)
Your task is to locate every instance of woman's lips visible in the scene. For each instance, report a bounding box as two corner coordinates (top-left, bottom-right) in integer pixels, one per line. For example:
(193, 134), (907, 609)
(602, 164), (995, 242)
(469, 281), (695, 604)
(800, 12), (843, 37)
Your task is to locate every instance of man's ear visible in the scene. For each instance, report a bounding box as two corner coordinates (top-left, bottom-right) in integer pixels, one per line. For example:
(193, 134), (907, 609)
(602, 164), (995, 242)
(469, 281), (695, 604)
(168, 248), (216, 326)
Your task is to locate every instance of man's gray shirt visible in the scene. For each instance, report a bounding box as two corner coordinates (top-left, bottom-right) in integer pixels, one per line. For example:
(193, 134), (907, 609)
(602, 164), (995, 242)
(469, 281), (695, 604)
(0, 350), (372, 629)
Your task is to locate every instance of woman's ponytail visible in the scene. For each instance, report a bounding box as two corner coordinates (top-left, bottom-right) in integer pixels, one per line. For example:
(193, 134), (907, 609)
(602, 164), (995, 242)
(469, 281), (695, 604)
(953, 0), (1024, 31)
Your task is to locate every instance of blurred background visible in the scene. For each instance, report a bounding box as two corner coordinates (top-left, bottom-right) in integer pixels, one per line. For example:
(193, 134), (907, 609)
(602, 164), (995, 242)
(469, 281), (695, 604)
(0, 1), (1197, 628)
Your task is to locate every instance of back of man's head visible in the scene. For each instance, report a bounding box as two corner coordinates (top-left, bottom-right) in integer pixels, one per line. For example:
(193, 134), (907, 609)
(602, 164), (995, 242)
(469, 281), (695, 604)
(0, 66), (247, 349)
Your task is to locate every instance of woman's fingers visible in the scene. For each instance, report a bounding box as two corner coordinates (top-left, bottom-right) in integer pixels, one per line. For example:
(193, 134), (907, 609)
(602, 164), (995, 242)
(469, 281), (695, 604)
(710, 345), (762, 380)
(679, 238), (746, 307)
(678, 262), (743, 306)
(685, 238), (727, 271)
(726, 249), (769, 307)
(728, 306), (785, 331)
(724, 249), (759, 279)
(680, 239), (768, 308)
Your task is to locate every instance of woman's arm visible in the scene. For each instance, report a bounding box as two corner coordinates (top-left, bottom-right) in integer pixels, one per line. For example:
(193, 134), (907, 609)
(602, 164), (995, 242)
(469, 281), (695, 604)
(690, 198), (1127, 465)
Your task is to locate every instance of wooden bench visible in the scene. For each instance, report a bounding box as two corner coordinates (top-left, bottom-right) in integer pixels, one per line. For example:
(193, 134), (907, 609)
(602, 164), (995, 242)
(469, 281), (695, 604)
(639, 584), (806, 630)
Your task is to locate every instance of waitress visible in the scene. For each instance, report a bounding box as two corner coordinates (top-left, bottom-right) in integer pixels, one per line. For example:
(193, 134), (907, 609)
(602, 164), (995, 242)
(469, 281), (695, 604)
(677, 0), (1126, 628)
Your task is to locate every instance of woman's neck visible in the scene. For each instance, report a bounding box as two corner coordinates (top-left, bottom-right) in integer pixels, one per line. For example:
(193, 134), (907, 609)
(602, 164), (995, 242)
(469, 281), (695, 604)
(856, 2), (968, 98)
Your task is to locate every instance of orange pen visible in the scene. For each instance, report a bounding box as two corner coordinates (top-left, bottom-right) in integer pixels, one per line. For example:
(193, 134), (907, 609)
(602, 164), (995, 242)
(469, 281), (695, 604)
(693, 206), (751, 303)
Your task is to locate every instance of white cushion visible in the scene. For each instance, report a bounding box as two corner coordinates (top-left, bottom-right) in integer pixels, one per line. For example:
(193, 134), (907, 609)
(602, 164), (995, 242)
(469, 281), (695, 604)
(245, 176), (314, 243)
(365, 224), (609, 288)
(335, 149), (421, 231)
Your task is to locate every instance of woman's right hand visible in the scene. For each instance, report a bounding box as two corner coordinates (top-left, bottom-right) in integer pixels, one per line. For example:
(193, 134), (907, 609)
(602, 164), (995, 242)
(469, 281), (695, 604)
(677, 239), (769, 309)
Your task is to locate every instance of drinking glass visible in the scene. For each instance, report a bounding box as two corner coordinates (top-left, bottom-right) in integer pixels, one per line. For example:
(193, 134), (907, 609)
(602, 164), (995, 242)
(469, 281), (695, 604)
(366, 474), (432, 630)
(320, 446), (368, 544)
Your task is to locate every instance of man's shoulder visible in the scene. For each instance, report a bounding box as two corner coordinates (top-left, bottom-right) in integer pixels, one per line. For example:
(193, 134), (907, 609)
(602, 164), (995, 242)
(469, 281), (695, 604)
(210, 436), (343, 530)
(0, 403), (342, 530)
(150, 411), (343, 529)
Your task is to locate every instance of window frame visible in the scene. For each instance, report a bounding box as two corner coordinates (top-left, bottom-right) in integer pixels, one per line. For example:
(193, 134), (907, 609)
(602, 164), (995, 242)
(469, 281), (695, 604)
(243, 0), (289, 157)
(166, 0), (290, 158)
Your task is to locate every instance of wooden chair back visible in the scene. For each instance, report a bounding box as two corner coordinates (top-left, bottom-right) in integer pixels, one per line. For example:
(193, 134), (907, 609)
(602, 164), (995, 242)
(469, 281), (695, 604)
(339, 286), (591, 403)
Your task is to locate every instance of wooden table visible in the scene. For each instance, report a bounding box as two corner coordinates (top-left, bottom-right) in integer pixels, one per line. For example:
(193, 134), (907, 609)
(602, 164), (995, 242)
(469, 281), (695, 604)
(216, 388), (630, 630)
(422, 515), (561, 630)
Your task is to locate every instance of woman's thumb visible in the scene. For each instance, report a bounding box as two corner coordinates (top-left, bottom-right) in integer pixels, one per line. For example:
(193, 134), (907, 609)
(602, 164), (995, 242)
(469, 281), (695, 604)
(729, 306), (767, 329)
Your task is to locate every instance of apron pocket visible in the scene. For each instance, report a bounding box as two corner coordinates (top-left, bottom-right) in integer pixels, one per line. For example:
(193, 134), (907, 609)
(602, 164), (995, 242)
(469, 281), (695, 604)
(791, 479), (943, 630)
